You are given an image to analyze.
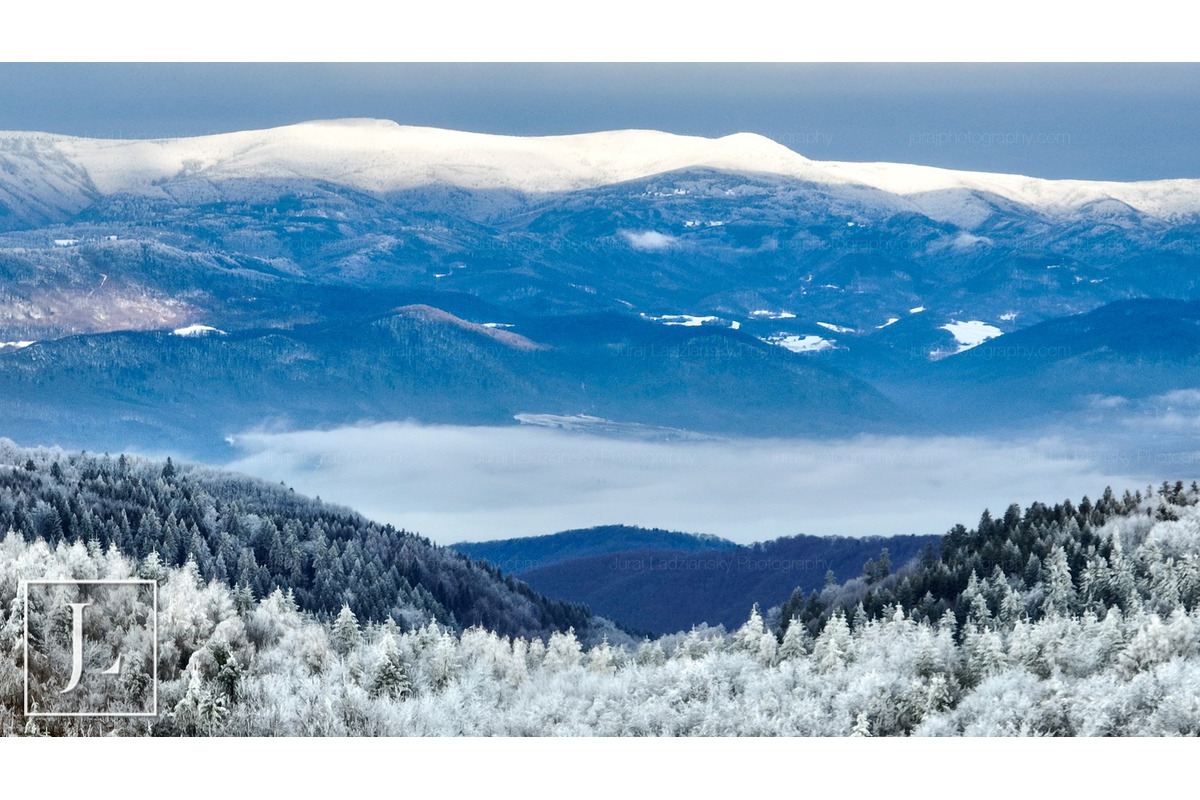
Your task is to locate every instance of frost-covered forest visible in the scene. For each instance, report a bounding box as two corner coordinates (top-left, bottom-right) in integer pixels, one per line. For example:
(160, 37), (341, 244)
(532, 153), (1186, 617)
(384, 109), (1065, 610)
(3, 442), (1200, 735)
(0, 441), (591, 640)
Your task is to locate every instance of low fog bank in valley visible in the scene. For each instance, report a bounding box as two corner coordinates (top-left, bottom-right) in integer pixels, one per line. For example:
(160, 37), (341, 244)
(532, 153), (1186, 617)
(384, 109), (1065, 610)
(224, 422), (1161, 545)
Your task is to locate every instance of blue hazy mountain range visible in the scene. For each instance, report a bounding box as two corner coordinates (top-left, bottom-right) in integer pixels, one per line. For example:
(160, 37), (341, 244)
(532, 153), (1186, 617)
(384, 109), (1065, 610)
(1, 121), (1199, 458)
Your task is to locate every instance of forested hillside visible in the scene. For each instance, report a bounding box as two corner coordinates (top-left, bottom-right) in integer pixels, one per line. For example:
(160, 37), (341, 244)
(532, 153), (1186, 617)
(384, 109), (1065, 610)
(0, 440), (591, 640)
(9, 125), (1200, 459)
(782, 481), (1200, 635)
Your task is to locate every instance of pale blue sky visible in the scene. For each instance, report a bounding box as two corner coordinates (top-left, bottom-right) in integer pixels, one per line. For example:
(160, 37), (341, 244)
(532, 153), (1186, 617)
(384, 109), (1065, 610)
(2, 63), (1198, 181)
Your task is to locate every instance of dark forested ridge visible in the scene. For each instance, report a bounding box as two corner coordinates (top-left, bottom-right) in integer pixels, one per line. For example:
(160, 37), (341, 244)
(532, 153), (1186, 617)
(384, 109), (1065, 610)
(451, 525), (740, 574)
(0, 440), (591, 640)
(503, 532), (939, 635)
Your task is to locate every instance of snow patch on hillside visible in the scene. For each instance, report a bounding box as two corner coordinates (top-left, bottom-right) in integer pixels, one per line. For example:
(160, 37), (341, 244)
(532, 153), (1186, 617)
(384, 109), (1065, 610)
(172, 324), (226, 337)
(927, 231), (994, 253)
(940, 320), (1003, 353)
(640, 313), (739, 329)
(817, 321), (856, 334)
(658, 315), (718, 326)
(763, 333), (836, 353)
(513, 413), (716, 442)
(623, 230), (677, 251)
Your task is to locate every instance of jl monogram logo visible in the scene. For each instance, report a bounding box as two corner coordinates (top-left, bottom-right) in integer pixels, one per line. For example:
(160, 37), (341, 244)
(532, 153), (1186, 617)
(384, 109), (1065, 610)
(22, 579), (158, 718)
(60, 601), (124, 694)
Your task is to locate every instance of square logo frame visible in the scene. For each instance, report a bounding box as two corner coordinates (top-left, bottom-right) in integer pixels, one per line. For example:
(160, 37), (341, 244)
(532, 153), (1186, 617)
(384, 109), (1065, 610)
(22, 578), (159, 718)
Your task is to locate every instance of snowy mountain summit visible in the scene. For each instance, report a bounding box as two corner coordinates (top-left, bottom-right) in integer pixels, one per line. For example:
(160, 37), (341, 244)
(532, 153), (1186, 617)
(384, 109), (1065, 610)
(3, 119), (1200, 228)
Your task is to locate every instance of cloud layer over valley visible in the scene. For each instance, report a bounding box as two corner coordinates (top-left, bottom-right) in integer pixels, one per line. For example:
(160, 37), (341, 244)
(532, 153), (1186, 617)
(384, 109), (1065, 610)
(225, 422), (1161, 545)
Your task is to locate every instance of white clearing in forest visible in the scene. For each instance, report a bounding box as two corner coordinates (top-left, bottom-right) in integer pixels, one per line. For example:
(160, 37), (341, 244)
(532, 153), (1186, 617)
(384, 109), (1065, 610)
(817, 321), (856, 334)
(940, 320), (1003, 353)
(763, 334), (835, 353)
(172, 324), (226, 337)
(0, 341), (35, 350)
(649, 314), (720, 327)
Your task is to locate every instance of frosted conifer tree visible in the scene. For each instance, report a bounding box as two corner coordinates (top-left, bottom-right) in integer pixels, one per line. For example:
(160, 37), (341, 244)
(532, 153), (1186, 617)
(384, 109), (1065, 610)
(779, 618), (812, 661)
(635, 638), (666, 667)
(1043, 546), (1076, 617)
(332, 605), (361, 656)
(814, 610), (853, 672)
(544, 627), (583, 671)
(370, 631), (411, 700)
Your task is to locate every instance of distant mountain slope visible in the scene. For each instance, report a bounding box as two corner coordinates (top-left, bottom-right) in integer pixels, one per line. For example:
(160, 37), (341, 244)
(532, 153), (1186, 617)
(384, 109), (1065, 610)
(489, 532), (940, 635)
(876, 298), (1200, 432)
(938, 298), (1200, 383)
(0, 304), (904, 457)
(451, 524), (738, 574)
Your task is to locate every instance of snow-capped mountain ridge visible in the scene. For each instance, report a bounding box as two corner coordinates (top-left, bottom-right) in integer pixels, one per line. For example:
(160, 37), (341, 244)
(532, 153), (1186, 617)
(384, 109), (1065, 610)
(3, 120), (817, 198)
(3, 119), (1200, 227)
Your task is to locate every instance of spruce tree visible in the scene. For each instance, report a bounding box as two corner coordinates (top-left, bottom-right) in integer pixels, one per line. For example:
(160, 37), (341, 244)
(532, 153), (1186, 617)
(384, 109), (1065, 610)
(370, 633), (411, 700)
(332, 605), (362, 656)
